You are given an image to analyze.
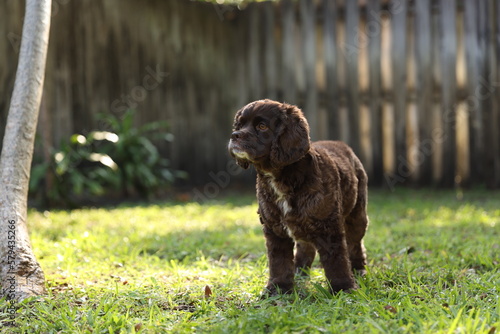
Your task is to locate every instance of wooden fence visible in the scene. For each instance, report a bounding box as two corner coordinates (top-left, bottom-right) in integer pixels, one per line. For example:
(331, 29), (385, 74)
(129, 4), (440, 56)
(1, 0), (499, 188)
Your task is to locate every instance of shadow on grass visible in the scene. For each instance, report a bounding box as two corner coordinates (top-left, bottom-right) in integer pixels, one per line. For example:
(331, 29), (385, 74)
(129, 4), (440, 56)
(119, 194), (265, 265)
(134, 225), (266, 263)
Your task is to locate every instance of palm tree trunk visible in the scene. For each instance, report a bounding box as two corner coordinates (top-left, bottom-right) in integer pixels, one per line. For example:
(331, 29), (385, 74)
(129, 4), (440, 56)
(0, 0), (52, 301)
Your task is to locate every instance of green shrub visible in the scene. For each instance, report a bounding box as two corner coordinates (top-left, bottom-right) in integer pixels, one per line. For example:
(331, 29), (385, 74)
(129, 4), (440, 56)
(30, 110), (186, 207)
(96, 110), (187, 197)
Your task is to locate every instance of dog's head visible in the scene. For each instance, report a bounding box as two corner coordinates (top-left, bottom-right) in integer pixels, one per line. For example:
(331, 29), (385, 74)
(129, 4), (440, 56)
(228, 99), (311, 171)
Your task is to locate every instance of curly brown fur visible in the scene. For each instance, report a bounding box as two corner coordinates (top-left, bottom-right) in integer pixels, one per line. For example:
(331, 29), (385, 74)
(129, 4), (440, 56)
(228, 99), (369, 296)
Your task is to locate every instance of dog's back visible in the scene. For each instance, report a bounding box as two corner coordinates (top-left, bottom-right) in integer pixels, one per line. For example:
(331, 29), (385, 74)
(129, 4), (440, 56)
(312, 140), (367, 186)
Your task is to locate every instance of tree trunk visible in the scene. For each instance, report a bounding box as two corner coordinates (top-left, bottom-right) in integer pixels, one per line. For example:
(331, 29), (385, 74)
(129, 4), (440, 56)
(0, 0), (51, 301)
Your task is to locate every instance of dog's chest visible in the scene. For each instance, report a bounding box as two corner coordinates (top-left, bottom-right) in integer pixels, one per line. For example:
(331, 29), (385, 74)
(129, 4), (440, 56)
(268, 178), (291, 216)
(265, 177), (298, 238)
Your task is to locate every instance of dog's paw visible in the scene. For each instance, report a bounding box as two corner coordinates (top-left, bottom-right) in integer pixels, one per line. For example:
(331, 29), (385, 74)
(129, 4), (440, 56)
(329, 280), (358, 293)
(260, 283), (294, 298)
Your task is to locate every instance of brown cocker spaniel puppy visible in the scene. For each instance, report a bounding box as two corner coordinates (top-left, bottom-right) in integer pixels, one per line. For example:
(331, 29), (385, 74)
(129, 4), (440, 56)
(228, 99), (369, 295)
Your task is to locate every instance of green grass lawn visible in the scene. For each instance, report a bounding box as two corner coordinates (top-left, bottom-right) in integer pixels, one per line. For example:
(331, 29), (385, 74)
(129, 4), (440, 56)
(1, 188), (499, 333)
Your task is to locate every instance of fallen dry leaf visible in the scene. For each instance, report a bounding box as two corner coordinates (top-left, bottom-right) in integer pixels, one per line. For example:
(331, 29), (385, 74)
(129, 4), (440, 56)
(384, 305), (397, 314)
(204, 285), (213, 298)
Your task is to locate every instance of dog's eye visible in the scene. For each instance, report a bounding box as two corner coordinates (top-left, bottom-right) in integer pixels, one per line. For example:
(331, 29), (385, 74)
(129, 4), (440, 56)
(256, 123), (268, 131)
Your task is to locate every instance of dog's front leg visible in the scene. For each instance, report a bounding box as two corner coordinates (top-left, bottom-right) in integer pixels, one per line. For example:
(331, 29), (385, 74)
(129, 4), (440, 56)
(263, 226), (295, 295)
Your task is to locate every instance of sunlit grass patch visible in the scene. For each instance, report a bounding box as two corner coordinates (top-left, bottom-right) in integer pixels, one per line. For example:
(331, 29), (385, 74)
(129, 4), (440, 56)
(1, 189), (498, 333)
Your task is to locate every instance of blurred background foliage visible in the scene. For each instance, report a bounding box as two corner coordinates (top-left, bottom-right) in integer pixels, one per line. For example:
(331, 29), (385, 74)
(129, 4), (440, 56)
(30, 110), (187, 208)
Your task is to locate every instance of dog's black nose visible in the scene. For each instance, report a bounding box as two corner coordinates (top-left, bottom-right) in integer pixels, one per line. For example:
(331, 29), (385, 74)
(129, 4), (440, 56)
(231, 131), (241, 140)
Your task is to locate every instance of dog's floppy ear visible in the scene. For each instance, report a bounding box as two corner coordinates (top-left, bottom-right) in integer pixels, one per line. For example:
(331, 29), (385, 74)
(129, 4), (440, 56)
(270, 104), (311, 169)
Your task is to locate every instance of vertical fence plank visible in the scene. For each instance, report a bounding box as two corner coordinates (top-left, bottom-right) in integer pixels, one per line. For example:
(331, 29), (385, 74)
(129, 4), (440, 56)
(414, 0), (433, 184)
(282, 0), (296, 103)
(300, 0), (318, 139)
(165, 82), (176, 171)
(380, 6), (395, 184)
(344, 0), (361, 154)
(382, 104), (396, 187)
(455, 9), (470, 186)
(323, 0), (339, 140)
(480, 0), (499, 188)
(430, 3), (443, 183)
(456, 101), (470, 186)
(463, 0), (482, 183)
(263, 2), (277, 100)
(496, 0), (500, 186)
(336, 4), (349, 143)
(359, 13), (373, 177)
(440, 0), (457, 186)
(236, 15), (249, 108)
(478, 0), (490, 187)
(367, 0), (383, 184)
(406, 10), (419, 183)
(490, 0), (499, 188)
(391, 0), (408, 179)
(249, 4), (261, 101)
